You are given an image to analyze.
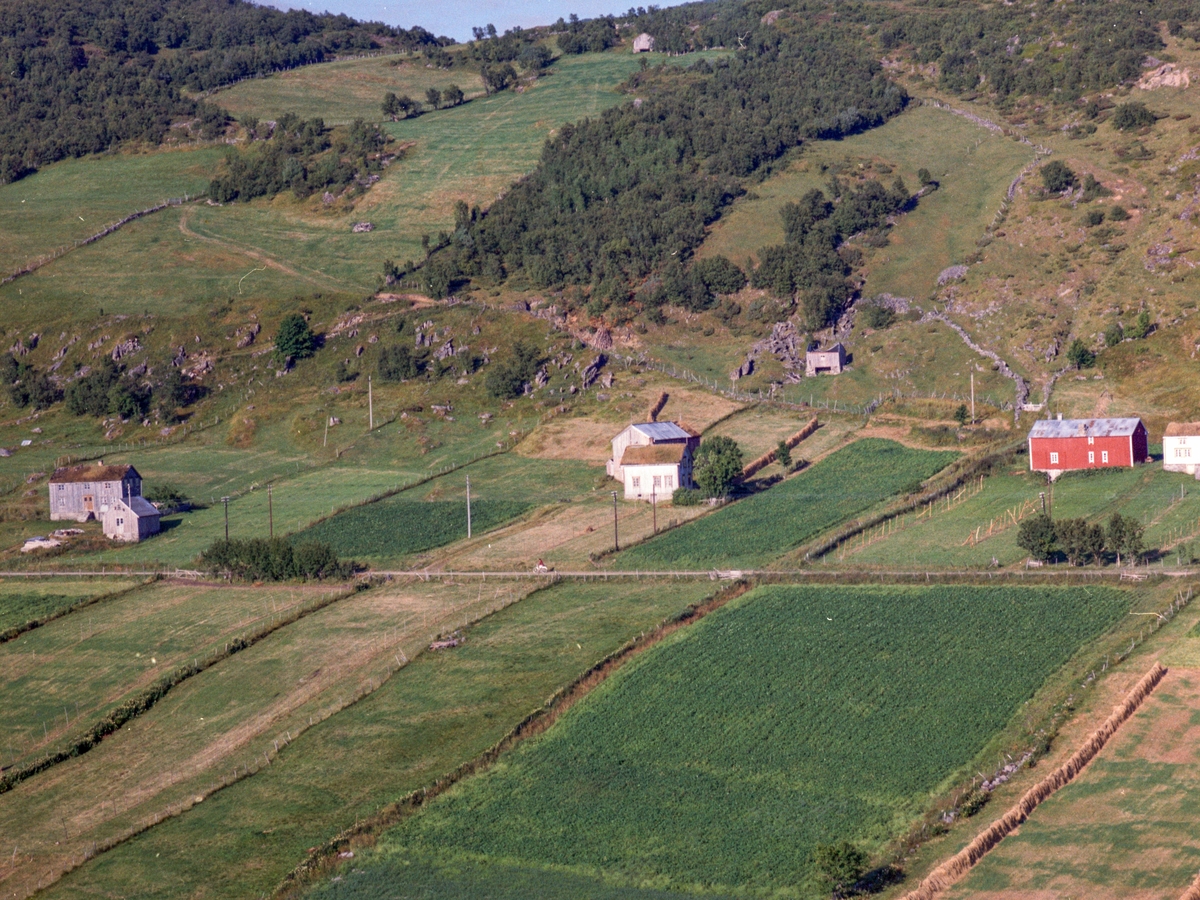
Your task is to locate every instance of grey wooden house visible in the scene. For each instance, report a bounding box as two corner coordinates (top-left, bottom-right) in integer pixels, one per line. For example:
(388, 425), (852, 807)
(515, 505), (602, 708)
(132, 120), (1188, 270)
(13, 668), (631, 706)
(49, 462), (161, 542)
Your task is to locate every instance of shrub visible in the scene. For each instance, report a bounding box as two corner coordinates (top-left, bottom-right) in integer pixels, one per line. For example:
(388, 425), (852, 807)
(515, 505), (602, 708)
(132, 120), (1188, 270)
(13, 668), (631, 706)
(1083, 208), (1105, 227)
(1126, 309), (1153, 340)
(775, 440), (792, 470)
(1104, 322), (1124, 347)
(692, 256), (746, 295)
(484, 340), (541, 400)
(1040, 160), (1076, 193)
(1066, 338), (1095, 368)
(954, 403), (970, 426)
(693, 436), (744, 498)
(671, 487), (705, 506)
(1106, 512), (1144, 565)
(198, 537), (355, 581)
(1111, 101), (1155, 131)
(858, 301), (895, 330)
(1108, 204), (1130, 221)
(812, 842), (869, 896)
(378, 345), (420, 382)
(275, 313), (316, 363)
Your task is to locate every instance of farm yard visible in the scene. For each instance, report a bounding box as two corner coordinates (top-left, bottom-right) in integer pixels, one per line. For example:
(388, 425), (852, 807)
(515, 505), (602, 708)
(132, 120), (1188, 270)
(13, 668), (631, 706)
(340, 583), (1131, 898)
(617, 439), (957, 570)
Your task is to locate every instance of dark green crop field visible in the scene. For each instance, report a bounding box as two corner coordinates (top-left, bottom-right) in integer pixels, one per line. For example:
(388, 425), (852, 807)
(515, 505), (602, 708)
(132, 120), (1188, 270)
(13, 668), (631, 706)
(295, 498), (532, 560)
(333, 583), (1129, 898)
(618, 439), (957, 570)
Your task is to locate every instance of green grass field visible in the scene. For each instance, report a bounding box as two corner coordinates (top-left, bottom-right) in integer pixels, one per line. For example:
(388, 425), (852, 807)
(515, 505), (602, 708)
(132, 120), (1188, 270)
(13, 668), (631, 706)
(297, 498), (533, 560)
(343, 583), (1130, 898)
(617, 439), (957, 570)
(698, 104), (1034, 302)
(36, 578), (715, 900)
(0, 52), (665, 319)
(839, 459), (1200, 569)
(213, 55), (486, 125)
(0, 147), (223, 275)
(0, 579), (138, 637)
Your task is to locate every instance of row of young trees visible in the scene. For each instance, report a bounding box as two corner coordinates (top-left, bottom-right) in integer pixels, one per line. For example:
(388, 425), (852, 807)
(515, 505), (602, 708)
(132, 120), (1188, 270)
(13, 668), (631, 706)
(1017, 511), (1145, 566)
(0, 0), (449, 183)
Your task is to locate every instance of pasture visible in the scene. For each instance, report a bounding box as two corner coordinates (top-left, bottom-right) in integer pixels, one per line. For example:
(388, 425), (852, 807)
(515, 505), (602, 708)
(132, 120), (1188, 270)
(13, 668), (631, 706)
(697, 104), (1034, 301)
(36, 578), (715, 900)
(838, 459), (1200, 569)
(213, 55), (486, 125)
(0, 52), (658, 318)
(2, 576), (531, 900)
(617, 439), (957, 570)
(0, 579), (138, 637)
(0, 147), (223, 276)
(346, 583), (1130, 897)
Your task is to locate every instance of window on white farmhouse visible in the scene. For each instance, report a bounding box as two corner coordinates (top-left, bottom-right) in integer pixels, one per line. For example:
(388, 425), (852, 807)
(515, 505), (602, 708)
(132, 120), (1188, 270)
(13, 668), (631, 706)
(653, 475), (662, 488)
(1102, 451), (1109, 463)
(632, 476), (640, 488)
(1049, 452), (1059, 465)
(666, 475), (674, 488)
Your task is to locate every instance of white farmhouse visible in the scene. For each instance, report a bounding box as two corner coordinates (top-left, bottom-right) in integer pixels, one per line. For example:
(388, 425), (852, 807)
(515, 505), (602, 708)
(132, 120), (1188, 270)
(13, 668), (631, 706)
(606, 421), (700, 500)
(1164, 422), (1200, 477)
(632, 33), (655, 52)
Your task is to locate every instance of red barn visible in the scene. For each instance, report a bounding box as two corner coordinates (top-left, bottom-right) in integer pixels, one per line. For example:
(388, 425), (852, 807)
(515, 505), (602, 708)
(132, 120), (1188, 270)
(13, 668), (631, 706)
(1028, 416), (1148, 479)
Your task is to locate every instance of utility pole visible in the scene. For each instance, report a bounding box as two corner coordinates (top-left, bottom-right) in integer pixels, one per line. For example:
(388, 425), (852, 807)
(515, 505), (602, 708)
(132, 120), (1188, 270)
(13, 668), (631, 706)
(970, 372), (975, 424)
(222, 497), (230, 541)
(268, 484), (273, 539)
(651, 488), (657, 534)
(368, 376), (374, 431)
(611, 490), (619, 551)
(323, 417), (329, 448)
(466, 475), (472, 539)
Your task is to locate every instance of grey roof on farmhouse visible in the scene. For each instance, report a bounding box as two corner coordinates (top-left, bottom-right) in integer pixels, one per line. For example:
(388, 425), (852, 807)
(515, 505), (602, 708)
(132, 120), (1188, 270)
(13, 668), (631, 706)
(1028, 417), (1143, 439)
(632, 422), (692, 441)
(125, 497), (160, 517)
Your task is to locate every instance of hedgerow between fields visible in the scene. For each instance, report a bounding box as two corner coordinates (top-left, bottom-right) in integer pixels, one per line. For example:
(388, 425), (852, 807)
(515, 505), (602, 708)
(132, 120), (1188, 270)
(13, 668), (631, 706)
(364, 584), (1129, 897)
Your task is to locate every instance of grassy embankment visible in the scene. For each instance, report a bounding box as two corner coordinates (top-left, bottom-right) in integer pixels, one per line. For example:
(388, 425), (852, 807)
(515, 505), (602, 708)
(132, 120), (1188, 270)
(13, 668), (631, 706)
(29, 579), (715, 900)
(316, 583), (1131, 899)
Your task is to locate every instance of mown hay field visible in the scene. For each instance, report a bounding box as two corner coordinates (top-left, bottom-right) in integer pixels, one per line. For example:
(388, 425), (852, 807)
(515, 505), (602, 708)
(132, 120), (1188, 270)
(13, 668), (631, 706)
(4, 577), (532, 900)
(0, 582), (340, 773)
(37, 579), (716, 900)
(941, 665), (1200, 900)
(353, 583), (1130, 898)
(0, 579), (138, 636)
(617, 439), (957, 570)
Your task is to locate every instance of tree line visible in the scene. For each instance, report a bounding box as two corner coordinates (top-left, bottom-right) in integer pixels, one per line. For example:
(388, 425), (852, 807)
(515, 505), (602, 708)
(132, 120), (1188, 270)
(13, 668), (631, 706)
(1018, 511), (1145, 566)
(0, 0), (448, 183)
(416, 19), (908, 325)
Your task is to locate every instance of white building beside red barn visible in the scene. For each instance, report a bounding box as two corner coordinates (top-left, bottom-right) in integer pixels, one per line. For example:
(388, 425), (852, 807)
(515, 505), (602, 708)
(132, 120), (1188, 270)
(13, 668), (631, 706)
(1028, 416), (1148, 480)
(1163, 422), (1200, 477)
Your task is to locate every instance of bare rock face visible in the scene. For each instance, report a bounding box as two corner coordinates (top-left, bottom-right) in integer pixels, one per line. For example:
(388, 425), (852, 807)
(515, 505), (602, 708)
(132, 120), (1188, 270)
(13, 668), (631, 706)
(534, 367), (549, 388)
(435, 340), (457, 360)
(600, 371), (614, 389)
(355, 345), (365, 357)
(235, 323), (261, 349)
(351, 222), (375, 233)
(591, 327), (614, 350)
(731, 358), (754, 380)
(581, 353), (607, 388)
(111, 336), (141, 361)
